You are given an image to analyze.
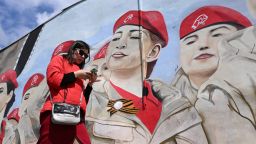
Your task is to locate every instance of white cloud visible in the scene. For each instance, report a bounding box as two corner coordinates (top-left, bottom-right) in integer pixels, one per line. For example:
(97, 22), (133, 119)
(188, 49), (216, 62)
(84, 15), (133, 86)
(3, 0), (81, 23)
(35, 11), (55, 25)
(43, 0), (81, 11)
(0, 23), (30, 46)
(0, 0), (81, 49)
(3, 0), (79, 12)
(34, 0), (81, 25)
(4, 0), (43, 12)
(35, 0), (81, 25)
(0, 24), (8, 45)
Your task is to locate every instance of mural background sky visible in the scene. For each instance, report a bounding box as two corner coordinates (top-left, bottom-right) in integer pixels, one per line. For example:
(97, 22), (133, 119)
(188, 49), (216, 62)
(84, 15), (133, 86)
(0, 0), (80, 49)
(0, 0), (255, 111)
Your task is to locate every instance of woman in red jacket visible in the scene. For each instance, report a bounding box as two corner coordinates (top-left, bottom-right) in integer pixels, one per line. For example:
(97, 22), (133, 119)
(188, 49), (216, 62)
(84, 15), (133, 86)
(37, 40), (96, 144)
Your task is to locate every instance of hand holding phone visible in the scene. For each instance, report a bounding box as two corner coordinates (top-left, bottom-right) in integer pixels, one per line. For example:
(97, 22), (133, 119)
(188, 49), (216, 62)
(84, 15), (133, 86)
(90, 68), (98, 75)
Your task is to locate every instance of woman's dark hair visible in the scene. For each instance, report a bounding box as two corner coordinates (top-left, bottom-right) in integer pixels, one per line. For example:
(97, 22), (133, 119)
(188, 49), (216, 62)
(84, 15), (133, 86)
(4, 82), (15, 117)
(64, 40), (90, 69)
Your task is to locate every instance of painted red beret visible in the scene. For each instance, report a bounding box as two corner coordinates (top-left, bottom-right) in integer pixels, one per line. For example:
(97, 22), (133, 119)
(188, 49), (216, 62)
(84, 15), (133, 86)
(180, 5), (252, 39)
(51, 40), (75, 59)
(94, 42), (109, 60)
(113, 10), (168, 47)
(22, 73), (44, 96)
(0, 69), (18, 88)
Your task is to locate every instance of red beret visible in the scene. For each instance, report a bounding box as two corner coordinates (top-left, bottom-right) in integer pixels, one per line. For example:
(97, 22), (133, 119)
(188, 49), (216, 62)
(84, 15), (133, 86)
(94, 42), (109, 60)
(113, 10), (168, 47)
(51, 40), (75, 59)
(7, 108), (20, 122)
(180, 5), (252, 39)
(0, 69), (18, 88)
(23, 73), (44, 96)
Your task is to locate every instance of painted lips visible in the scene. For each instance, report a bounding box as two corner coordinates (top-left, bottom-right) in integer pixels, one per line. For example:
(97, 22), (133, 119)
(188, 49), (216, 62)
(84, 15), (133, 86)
(195, 53), (214, 60)
(112, 52), (127, 58)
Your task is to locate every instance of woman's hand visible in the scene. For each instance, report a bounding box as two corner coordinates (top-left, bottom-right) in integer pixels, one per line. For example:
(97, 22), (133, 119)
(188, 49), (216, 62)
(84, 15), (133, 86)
(88, 72), (97, 86)
(74, 70), (97, 86)
(74, 70), (92, 80)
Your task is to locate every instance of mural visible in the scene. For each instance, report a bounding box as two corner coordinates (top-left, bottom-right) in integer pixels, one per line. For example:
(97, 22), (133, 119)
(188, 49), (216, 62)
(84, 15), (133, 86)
(0, 0), (255, 143)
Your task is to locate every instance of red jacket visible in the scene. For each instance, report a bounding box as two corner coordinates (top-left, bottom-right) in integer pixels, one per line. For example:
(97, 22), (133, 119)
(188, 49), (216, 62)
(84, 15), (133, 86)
(41, 56), (86, 112)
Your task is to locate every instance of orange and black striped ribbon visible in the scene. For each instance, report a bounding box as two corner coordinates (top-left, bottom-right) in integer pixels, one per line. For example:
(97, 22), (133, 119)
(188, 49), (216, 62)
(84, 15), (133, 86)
(107, 99), (139, 116)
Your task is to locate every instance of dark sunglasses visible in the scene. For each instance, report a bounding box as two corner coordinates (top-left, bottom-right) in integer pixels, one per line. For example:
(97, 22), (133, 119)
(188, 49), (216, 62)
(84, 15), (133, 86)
(77, 49), (89, 58)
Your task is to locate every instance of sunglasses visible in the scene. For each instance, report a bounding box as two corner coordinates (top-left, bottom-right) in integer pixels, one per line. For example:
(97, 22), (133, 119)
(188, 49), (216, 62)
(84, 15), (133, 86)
(76, 49), (89, 58)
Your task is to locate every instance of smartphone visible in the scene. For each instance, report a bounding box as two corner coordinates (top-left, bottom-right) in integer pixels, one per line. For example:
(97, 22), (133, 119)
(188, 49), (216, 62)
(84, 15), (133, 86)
(90, 68), (98, 75)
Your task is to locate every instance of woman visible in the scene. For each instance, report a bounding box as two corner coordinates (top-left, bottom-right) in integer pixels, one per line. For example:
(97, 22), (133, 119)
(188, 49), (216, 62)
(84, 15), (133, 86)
(37, 40), (96, 144)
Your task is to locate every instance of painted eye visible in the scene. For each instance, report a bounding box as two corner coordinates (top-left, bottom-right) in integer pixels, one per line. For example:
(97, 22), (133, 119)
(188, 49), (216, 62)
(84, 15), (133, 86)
(130, 32), (141, 39)
(0, 87), (3, 94)
(24, 93), (30, 100)
(112, 37), (120, 41)
(101, 63), (108, 70)
(112, 33), (121, 41)
(212, 33), (223, 37)
(186, 41), (195, 45)
(130, 36), (140, 39)
(104, 66), (108, 70)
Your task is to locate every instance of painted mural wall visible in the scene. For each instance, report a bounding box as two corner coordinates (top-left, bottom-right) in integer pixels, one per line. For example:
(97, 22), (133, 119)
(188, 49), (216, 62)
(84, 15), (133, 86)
(0, 0), (256, 143)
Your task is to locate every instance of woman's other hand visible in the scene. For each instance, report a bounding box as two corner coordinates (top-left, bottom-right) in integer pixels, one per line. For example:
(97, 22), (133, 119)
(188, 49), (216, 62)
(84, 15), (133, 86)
(74, 70), (91, 80)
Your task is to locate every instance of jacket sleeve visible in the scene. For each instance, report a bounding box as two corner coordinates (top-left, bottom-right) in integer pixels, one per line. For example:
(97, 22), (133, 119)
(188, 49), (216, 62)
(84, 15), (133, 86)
(46, 56), (65, 89)
(60, 72), (76, 87)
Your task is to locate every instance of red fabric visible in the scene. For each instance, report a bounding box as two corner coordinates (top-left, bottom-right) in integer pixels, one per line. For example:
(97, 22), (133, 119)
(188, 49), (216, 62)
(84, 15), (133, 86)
(113, 10), (168, 47)
(41, 56), (86, 112)
(180, 5), (252, 39)
(0, 120), (6, 144)
(37, 111), (91, 144)
(111, 81), (162, 134)
(0, 69), (18, 88)
(23, 73), (44, 96)
(93, 42), (109, 60)
(7, 108), (20, 122)
(51, 40), (75, 59)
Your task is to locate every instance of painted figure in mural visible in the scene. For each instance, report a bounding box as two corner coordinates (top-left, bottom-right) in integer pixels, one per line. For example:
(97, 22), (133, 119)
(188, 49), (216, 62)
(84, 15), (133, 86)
(3, 108), (20, 143)
(0, 69), (18, 144)
(15, 73), (45, 144)
(37, 40), (96, 144)
(86, 10), (208, 144)
(172, 5), (256, 143)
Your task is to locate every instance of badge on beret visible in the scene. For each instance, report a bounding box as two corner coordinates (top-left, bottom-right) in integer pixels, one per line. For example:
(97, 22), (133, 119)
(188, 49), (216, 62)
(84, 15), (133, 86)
(107, 99), (139, 116)
(192, 14), (208, 30)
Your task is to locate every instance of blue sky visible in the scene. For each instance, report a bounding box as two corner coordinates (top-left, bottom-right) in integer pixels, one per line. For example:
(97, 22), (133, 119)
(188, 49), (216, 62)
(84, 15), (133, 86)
(0, 0), (80, 49)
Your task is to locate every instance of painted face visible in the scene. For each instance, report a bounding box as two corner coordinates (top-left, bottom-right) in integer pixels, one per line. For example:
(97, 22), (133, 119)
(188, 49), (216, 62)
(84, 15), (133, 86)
(106, 25), (153, 72)
(0, 83), (12, 112)
(180, 24), (237, 78)
(19, 86), (37, 116)
(73, 48), (89, 65)
(86, 58), (110, 93)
